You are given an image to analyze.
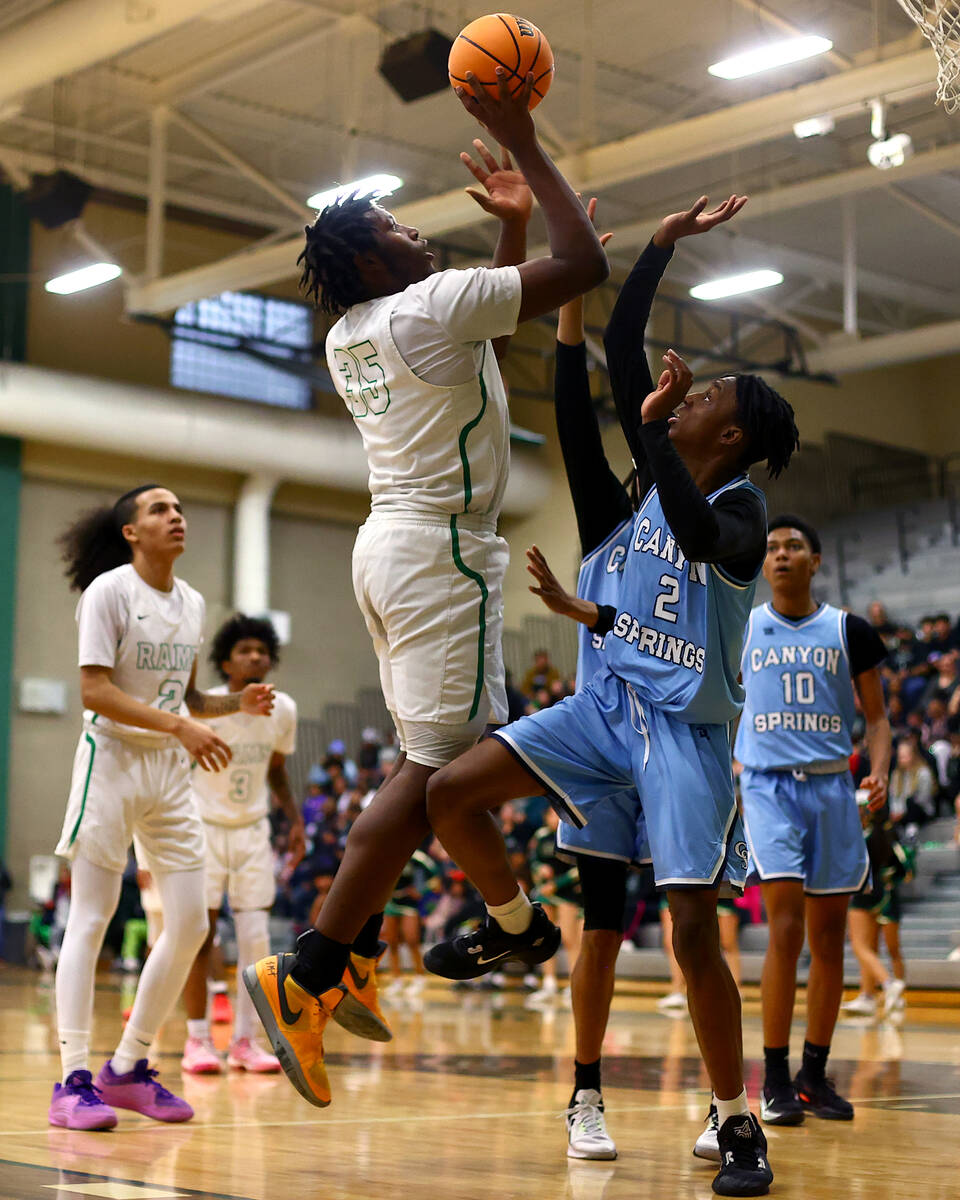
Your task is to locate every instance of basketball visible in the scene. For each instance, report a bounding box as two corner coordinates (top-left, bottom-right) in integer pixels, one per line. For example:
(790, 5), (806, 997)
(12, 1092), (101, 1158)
(448, 13), (554, 110)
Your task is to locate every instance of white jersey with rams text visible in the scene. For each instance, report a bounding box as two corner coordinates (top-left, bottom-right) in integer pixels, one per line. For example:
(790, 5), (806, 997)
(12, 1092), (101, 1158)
(326, 266), (521, 518)
(191, 686), (297, 828)
(76, 564), (205, 747)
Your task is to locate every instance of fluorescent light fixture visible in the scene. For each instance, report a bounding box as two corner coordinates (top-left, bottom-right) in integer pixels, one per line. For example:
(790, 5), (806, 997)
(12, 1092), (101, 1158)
(44, 262), (122, 295)
(793, 113), (835, 139)
(690, 269), (784, 302)
(307, 173), (403, 211)
(867, 132), (914, 170)
(709, 35), (833, 80)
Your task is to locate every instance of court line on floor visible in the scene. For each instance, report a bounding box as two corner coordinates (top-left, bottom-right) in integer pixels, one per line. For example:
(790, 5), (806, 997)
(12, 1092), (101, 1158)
(4, 1091), (960, 1138)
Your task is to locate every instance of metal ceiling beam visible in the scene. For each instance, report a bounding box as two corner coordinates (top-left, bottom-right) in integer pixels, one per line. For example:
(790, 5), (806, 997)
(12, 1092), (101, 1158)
(124, 48), (941, 314)
(0, 0), (229, 109)
(806, 319), (960, 374)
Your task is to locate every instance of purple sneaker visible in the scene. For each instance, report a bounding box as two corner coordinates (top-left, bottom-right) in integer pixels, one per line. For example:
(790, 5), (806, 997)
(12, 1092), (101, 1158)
(49, 1070), (118, 1130)
(94, 1059), (193, 1123)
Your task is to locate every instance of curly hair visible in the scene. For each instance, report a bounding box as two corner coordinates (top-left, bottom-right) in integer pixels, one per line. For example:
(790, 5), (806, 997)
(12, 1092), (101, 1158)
(209, 613), (280, 680)
(768, 513), (821, 555)
(58, 484), (161, 592)
(297, 193), (380, 316)
(733, 374), (799, 480)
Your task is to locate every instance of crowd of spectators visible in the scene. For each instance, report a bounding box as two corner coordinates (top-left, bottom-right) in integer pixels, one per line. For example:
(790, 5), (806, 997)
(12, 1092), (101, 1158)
(862, 601), (960, 838)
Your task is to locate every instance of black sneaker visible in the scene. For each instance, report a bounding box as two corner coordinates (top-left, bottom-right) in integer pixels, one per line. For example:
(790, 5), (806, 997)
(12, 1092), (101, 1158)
(713, 1113), (773, 1197)
(423, 903), (560, 980)
(794, 1070), (854, 1120)
(760, 1079), (805, 1125)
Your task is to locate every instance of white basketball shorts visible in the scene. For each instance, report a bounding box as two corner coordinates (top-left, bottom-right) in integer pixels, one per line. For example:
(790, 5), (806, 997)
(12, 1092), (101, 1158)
(352, 510), (508, 767)
(56, 727), (205, 875)
(202, 817), (276, 912)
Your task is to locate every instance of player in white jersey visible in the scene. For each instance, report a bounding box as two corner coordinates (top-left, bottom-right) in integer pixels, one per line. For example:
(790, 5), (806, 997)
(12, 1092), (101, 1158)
(180, 614), (303, 1075)
(244, 72), (609, 1109)
(48, 485), (273, 1132)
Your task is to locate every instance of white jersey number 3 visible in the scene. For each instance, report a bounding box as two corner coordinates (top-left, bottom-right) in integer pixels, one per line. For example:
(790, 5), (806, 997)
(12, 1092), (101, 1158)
(333, 340), (391, 418)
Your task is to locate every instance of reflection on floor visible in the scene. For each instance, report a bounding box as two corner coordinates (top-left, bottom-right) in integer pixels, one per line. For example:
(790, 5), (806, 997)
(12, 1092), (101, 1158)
(1, 966), (959, 1199)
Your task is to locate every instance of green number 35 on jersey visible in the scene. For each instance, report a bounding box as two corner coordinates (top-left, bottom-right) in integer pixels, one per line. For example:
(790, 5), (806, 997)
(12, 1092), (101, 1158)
(333, 340), (391, 418)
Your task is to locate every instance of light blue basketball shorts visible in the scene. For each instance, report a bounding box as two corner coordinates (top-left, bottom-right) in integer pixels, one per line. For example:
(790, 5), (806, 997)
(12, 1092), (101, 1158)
(740, 767), (869, 894)
(492, 668), (746, 890)
(556, 789), (651, 867)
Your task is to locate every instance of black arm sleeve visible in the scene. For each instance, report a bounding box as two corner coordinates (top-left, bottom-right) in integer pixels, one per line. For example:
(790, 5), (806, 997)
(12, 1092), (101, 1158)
(554, 340), (633, 559)
(636, 420), (767, 580)
(602, 239), (675, 496)
(845, 614), (888, 677)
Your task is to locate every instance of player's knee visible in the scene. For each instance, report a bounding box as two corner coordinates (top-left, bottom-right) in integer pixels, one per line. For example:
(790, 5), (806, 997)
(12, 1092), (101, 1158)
(670, 907), (719, 972)
(577, 928), (621, 971)
(425, 766), (462, 827)
(769, 909), (805, 958)
(807, 920), (845, 963)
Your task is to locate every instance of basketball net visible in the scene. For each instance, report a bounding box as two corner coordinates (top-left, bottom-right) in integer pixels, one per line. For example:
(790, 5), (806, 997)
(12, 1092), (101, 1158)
(895, 0), (960, 111)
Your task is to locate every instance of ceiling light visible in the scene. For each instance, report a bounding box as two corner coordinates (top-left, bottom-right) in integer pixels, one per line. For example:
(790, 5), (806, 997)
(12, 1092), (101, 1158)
(690, 269), (784, 301)
(867, 132), (914, 170)
(709, 35), (833, 80)
(45, 262), (122, 295)
(307, 173), (403, 211)
(793, 113), (835, 139)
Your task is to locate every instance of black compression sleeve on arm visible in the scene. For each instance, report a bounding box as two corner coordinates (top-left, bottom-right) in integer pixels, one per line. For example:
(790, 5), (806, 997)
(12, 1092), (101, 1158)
(554, 340), (633, 558)
(636, 420), (766, 580)
(603, 239), (674, 494)
(590, 605), (617, 637)
(845, 614), (889, 676)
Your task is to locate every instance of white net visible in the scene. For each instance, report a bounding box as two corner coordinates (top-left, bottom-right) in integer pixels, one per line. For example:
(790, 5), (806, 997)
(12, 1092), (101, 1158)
(895, 0), (960, 111)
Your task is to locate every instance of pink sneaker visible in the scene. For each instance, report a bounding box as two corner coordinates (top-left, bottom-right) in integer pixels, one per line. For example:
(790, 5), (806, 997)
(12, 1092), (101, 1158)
(181, 1037), (223, 1075)
(95, 1059), (193, 1122)
(227, 1037), (281, 1073)
(48, 1070), (118, 1130)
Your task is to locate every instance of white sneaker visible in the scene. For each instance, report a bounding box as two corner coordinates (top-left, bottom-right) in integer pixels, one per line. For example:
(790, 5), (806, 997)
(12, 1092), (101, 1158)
(227, 1037), (280, 1073)
(692, 1102), (720, 1163)
(566, 1089), (617, 1160)
(883, 978), (906, 1015)
(841, 993), (877, 1016)
(529, 979), (559, 1004)
(657, 990), (687, 1011)
(181, 1036), (222, 1075)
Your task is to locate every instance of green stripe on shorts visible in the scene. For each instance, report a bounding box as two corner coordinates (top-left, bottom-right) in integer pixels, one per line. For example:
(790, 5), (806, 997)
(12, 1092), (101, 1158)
(68, 732), (96, 847)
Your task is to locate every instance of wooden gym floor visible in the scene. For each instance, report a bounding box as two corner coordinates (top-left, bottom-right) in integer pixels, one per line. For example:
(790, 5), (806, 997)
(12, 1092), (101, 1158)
(1, 966), (958, 1200)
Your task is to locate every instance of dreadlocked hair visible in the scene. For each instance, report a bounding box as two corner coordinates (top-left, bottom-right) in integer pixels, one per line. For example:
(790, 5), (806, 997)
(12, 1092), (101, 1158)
(733, 374), (799, 480)
(210, 613), (280, 681)
(297, 193), (380, 316)
(58, 484), (161, 593)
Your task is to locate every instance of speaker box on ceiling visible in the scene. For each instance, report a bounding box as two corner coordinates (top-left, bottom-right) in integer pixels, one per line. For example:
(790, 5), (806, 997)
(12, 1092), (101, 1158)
(379, 28), (454, 102)
(21, 170), (93, 229)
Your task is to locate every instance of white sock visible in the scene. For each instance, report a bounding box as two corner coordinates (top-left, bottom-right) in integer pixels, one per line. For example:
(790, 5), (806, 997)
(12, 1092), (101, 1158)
(111, 1024), (152, 1075)
(233, 909), (270, 1041)
(59, 1030), (89, 1081)
(715, 1088), (750, 1126)
(187, 1018), (210, 1041)
(486, 888), (533, 935)
(208, 980), (228, 996)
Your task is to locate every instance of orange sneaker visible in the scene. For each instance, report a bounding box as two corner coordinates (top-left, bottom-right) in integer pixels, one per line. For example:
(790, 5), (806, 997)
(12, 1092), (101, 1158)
(242, 954), (344, 1108)
(334, 948), (393, 1043)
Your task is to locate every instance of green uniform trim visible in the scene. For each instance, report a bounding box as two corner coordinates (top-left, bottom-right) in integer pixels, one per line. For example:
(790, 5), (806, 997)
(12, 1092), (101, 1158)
(450, 346), (492, 722)
(68, 733), (97, 847)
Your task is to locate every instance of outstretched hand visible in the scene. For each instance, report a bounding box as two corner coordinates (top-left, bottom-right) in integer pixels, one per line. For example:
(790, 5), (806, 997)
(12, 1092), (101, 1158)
(641, 349), (693, 424)
(454, 67), (536, 155)
(526, 545), (577, 617)
(461, 139), (533, 224)
(653, 194), (748, 248)
(240, 682), (275, 716)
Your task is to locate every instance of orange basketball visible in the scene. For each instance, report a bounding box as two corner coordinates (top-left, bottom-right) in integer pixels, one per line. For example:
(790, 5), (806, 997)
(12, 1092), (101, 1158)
(448, 14), (554, 110)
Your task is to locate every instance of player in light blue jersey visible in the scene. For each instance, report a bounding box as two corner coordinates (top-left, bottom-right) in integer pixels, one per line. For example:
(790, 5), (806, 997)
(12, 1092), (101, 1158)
(736, 515), (890, 1128)
(424, 203), (799, 1196)
(548, 196), (755, 1163)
